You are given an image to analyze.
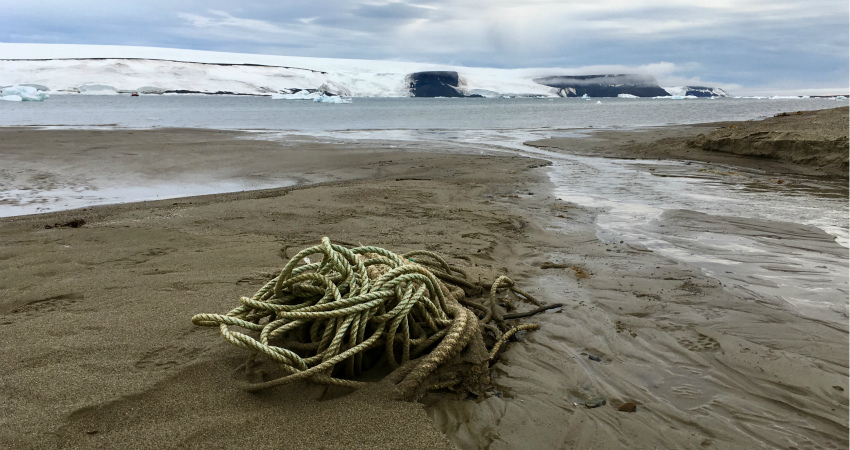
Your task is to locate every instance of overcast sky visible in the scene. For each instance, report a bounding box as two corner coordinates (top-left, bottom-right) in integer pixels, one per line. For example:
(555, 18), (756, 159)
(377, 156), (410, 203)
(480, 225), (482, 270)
(2, 0), (848, 94)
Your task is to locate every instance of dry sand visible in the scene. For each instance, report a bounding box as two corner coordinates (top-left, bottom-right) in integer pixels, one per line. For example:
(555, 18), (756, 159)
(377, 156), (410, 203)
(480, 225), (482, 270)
(0, 112), (847, 449)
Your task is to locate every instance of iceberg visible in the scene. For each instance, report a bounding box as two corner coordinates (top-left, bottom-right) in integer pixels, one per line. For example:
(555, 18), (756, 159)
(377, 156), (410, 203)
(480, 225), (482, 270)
(617, 93), (639, 99)
(0, 85), (49, 101)
(581, 93), (591, 100)
(313, 95), (351, 104)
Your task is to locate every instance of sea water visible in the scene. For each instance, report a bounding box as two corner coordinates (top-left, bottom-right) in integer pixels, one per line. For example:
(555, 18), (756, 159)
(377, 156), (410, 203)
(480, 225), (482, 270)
(0, 94), (846, 130)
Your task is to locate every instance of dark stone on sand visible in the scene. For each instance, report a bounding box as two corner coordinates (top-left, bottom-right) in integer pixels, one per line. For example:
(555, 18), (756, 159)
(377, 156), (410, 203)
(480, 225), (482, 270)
(618, 402), (637, 412)
(45, 218), (86, 229)
(588, 355), (602, 362)
(533, 74), (669, 98)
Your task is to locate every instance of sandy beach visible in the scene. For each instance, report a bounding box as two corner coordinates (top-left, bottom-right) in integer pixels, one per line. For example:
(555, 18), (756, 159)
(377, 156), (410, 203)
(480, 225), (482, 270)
(1, 109), (847, 449)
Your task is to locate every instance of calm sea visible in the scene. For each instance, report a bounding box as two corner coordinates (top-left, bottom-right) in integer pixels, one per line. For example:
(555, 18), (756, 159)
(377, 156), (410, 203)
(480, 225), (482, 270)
(0, 95), (846, 130)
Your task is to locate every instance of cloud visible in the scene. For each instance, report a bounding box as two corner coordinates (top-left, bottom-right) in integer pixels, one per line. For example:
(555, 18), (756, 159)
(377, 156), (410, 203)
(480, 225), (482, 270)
(354, 2), (432, 20)
(0, 0), (846, 93)
(177, 10), (291, 35)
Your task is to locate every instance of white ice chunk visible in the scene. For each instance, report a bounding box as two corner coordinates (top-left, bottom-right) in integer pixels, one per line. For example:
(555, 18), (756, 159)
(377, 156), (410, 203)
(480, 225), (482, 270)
(617, 93), (638, 98)
(581, 93), (590, 99)
(313, 95), (351, 103)
(1, 85), (50, 101)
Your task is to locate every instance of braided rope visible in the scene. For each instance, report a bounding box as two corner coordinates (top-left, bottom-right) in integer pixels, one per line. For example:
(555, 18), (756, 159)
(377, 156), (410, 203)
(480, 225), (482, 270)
(192, 237), (547, 397)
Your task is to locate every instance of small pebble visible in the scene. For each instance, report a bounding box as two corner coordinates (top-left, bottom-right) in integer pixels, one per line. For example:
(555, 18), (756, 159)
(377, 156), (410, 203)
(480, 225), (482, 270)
(618, 402), (637, 412)
(588, 355), (602, 362)
(833, 385), (845, 391)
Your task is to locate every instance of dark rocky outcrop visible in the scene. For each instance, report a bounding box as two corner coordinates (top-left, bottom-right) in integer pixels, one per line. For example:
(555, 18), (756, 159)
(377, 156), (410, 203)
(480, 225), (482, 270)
(534, 74), (669, 97)
(408, 71), (482, 98)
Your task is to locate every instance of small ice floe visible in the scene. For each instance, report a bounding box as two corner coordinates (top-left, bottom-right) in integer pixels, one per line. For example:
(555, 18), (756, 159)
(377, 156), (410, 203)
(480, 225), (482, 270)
(313, 94), (351, 103)
(596, 100), (602, 104)
(0, 85), (49, 101)
(617, 93), (639, 99)
(581, 93), (591, 100)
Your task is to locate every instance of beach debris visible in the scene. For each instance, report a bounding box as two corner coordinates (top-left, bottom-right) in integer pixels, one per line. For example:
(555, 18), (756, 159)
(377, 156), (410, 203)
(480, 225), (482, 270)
(833, 385), (845, 391)
(503, 303), (564, 319)
(44, 218), (86, 229)
(539, 261), (590, 279)
(585, 397), (606, 408)
(588, 354), (602, 362)
(192, 237), (556, 400)
(618, 402), (637, 412)
(571, 266), (590, 279)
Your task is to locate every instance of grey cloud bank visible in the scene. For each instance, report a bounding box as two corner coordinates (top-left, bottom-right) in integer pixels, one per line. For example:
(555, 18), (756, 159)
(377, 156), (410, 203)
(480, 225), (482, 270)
(1, 0), (847, 95)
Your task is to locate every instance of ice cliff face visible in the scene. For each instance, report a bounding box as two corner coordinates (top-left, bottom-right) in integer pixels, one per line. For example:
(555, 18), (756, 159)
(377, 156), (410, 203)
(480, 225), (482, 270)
(407, 71), (488, 97)
(0, 57), (556, 98)
(0, 45), (729, 98)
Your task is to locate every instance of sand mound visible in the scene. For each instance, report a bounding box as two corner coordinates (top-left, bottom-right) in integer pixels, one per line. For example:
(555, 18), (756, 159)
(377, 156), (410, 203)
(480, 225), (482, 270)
(687, 107), (849, 173)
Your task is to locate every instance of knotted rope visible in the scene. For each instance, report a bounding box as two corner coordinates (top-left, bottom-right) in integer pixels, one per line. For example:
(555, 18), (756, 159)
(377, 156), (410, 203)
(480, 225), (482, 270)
(192, 237), (550, 399)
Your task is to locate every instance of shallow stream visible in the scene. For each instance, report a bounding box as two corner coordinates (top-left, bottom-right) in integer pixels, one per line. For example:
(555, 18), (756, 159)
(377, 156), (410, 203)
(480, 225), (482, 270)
(313, 127), (849, 324)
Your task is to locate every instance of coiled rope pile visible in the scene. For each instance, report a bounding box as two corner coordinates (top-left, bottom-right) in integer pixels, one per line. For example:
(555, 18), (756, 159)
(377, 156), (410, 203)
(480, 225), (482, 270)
(192, 237), (553, 400)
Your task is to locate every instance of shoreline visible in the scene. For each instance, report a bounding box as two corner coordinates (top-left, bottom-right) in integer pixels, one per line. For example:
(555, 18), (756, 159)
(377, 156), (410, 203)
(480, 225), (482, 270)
(1, 117), (847, 448)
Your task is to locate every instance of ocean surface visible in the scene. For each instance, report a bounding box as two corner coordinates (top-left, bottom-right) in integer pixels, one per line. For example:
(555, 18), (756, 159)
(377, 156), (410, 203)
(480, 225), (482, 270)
(0, 95), (846, 130)
(1, 95), (847, 321)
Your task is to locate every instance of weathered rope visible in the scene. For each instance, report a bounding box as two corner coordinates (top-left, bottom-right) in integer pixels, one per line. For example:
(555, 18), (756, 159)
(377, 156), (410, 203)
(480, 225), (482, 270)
(192, 237), (547, 398)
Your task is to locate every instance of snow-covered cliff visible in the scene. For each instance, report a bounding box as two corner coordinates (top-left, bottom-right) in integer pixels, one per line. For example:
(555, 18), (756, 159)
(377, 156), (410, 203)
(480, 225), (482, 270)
(0, 44), (729, 98)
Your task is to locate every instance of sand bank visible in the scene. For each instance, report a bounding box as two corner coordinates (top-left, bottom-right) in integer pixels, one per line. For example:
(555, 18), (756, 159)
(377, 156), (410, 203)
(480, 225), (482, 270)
(0, 122), (847, 449)
(527, 106), (849, 178)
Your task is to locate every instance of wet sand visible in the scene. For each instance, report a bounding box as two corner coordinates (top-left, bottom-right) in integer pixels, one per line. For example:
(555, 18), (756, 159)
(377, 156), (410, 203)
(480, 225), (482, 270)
(1, 117), (847, 449)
